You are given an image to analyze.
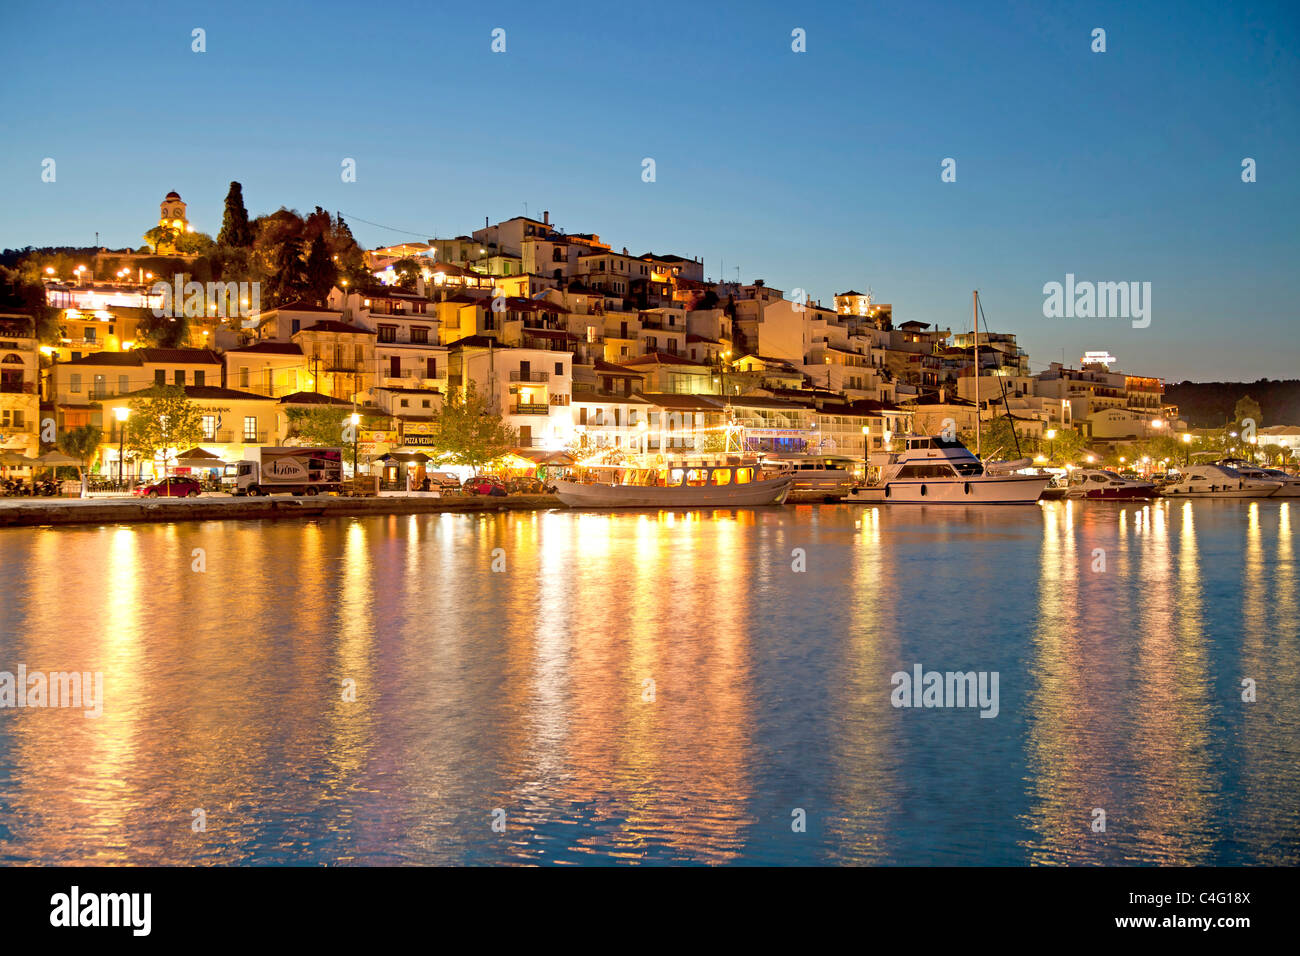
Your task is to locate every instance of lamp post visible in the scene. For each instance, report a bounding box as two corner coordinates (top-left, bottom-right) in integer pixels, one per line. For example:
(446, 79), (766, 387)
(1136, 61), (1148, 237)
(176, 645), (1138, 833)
(1046, 428), (1057, 463)
(350, 412), (361, 481)
(114, 406), (130, 491)
(861, 424), (870, 482)
(1181, 432), (1192, 466)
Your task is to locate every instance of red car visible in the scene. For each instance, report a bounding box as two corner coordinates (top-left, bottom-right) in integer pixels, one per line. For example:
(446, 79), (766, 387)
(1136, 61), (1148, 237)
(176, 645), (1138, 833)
(134, 478), (203, 498)
(462, 476), (508, 496)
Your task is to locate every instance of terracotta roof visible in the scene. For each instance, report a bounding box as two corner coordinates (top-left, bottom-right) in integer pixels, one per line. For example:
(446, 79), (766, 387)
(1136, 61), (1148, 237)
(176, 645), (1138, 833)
(278, 391), (353, 406)
(225, 342), (304, 355)
(633, 392), (725, 411)
(621, 351), (707, 368)
(296, 320), (375, 335)
(593, 360), (644, 375)
(116, 384), (274, 401)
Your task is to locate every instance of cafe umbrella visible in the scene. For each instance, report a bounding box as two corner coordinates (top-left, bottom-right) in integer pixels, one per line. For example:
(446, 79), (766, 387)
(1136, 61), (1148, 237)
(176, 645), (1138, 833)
(34, 449), (83, 496)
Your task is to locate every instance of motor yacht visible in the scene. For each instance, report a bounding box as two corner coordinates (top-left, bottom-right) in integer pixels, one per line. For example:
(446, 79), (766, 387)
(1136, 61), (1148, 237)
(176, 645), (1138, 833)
(845, 435), (1051, 504)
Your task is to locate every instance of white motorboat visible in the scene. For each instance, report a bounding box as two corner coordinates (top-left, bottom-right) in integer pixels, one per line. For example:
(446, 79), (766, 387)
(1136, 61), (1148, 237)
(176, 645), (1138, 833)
(1217, 459), (1300, 497)
(845, 435), (1051, 504)
(552, 458), (794, 508)
(760, 454), (856, 502)
(1158, 463), (1281, 498)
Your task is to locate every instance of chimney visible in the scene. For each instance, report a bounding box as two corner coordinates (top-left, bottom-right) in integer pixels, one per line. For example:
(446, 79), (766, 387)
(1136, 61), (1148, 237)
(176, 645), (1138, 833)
(543, 210), (549, 225)
(485, 216), (489, 228)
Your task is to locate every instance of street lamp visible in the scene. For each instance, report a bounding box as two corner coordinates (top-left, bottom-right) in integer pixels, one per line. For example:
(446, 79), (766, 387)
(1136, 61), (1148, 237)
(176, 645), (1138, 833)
(1045, 428), (1057, 462)
(1181, 431), (1192, 466)
(114, 406), (130, 490)
(861, 424), (870, 481)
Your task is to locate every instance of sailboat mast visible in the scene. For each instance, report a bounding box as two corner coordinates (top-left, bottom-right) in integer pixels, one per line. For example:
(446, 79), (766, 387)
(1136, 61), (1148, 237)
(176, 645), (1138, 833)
(973, 290), (980, 457)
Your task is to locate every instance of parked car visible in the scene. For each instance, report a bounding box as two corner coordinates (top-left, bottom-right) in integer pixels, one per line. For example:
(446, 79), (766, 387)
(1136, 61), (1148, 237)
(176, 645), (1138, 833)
(462, 476), (508, 496)
(426, 471), (462, 491)
(507, 476), (545, 495)
(134, 477), (203, 498)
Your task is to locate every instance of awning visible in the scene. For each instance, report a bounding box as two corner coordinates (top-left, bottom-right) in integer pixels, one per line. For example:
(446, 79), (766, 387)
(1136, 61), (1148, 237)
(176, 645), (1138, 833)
(509, 449), (575, 465)
(175, 447), (228, 466)
(0, 451), (36, 466)
(34, 450), (81, 465)
(376, 452), (432, 463)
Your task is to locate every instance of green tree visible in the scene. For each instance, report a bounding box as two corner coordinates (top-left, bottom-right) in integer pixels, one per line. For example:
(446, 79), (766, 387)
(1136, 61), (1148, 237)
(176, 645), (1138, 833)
(304, 237), (338, 305)
(124, 386), (205, 485)
(135, 308), (191, 348)
(392, 257), (422, 292)
(264, 233), (308, 306)
(57, 424), (103, 484)
(284, 406), (351, 446)
(143, 225), (180, 254)
(0, 266), (58, 342)
(431, 382), (517, 473)
(175, 230), (216, 255)
(218, 181), (254, 248)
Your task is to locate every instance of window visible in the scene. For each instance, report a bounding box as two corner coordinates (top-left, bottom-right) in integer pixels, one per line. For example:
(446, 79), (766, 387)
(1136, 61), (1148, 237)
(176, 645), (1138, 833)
(426, 357), (437, 378)
(411, 326), (428, 344)
(84, 328), (96, 343)
(378, 325), (397, 343)
(195, 370), (205, 387)
(421, 400), (430, 408)
(355, 344), (364, 363)
(291, 319), (301, 334)
(119, 375), (129, 394)
(554, 361), (563, 375)
(154, 370), (165, 385)
(243, 417), (258, 442)
(400, 399), (409, 408)
(70, 373), (81, 393)
(92, 374), (106, 398)
(202, 415), (217, 440)
(174, 370), (185, 386)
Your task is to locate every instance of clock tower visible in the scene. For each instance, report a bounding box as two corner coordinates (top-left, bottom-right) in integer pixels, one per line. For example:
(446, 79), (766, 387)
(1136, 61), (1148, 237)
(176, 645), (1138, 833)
(159, 190), (188, 231)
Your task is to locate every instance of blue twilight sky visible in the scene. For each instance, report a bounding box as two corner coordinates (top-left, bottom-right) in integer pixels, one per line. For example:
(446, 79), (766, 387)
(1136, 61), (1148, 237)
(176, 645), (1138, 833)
(0, 0), (1296, 381)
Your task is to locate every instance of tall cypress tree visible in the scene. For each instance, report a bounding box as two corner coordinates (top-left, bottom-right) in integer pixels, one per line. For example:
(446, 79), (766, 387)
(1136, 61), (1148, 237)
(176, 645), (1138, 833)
(218, 181), (253, 248)
(304, 236), (338, 305)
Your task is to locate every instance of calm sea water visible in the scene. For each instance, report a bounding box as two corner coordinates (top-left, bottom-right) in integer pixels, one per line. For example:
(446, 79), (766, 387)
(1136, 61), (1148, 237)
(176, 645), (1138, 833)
(0, 500), (1296, 865)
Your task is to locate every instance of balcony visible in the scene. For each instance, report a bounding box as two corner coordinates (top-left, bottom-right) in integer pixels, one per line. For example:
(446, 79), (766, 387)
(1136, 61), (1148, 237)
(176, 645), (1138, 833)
(510, 403), (550, 415)
(203, 430), (270, 444)
(509, 370), (549, 383)
(0, 382), (35, 394)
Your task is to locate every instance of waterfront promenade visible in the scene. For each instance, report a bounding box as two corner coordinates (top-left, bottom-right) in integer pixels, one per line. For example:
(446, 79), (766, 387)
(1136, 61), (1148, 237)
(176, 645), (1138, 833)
(0, 493), (561, 527)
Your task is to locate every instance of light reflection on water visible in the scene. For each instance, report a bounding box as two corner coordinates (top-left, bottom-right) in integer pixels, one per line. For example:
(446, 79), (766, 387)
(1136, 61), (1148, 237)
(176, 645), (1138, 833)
(0, 500), (1295, 865)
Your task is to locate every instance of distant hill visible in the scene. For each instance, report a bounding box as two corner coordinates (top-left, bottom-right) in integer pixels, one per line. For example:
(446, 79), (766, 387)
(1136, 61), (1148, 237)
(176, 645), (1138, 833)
(1165, 379), (1300, 427)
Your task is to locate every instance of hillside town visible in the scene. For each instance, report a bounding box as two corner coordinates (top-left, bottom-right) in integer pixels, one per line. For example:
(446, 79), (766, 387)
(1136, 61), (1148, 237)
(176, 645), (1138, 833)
(2, 185), (1297, 491)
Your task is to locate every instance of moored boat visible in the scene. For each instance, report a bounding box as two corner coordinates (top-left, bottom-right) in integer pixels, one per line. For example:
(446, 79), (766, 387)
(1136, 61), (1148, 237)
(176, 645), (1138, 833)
(1217, 459), (1300, 497)
(760, 453), (856, 502)
(552, 457), (793, 508)
(845, 435), (1051, 504)
(1064, 468), (1156, 500)
(1158, 463), (1281, 498)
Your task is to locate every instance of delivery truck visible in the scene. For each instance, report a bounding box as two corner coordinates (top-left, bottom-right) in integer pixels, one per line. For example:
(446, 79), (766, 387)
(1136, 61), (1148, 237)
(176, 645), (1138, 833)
(235, 447), (344, 496)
